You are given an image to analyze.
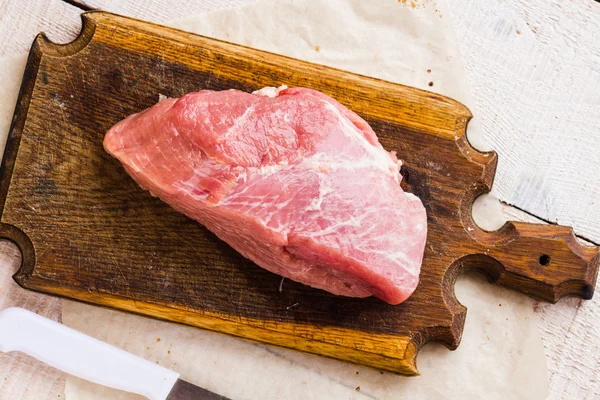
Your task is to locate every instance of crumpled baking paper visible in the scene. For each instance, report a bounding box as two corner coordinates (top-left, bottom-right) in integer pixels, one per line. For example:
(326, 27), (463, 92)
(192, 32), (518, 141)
(0, 0), (548, 398)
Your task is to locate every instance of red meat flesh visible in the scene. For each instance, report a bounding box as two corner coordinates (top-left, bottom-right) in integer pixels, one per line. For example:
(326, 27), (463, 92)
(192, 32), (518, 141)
(104, 86), (427, 305)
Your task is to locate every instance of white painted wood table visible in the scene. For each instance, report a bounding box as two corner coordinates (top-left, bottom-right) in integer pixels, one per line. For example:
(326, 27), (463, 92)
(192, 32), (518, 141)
(0, 0), (598, 399)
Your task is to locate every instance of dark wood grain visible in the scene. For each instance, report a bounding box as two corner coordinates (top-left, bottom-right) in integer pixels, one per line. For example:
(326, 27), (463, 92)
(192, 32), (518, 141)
(1, 11), (598, 375)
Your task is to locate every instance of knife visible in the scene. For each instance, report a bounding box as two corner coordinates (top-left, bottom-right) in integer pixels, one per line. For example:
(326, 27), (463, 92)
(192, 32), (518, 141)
(0, 307), (230, 400)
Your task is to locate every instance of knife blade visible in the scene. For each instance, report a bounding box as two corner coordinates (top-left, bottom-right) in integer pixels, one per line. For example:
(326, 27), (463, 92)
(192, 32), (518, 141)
(0, 307), (231, 400)
(167, 379), (229, 400)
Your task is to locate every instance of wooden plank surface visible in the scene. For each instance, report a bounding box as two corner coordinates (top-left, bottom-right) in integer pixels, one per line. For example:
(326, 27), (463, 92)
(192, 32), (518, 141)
(0, 0), (599, 398)
(0, 0), (81, 57)
(450, 0), (600, 245)
(5, 10), (598, 376)
(77, 0), (260, 21)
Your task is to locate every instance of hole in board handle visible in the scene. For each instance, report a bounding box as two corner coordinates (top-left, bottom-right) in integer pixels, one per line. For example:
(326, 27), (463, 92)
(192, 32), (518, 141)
(539, 254), (551, 266)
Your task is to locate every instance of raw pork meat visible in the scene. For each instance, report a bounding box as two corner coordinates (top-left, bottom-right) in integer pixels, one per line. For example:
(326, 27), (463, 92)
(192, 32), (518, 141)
(104, 86), (427, 305)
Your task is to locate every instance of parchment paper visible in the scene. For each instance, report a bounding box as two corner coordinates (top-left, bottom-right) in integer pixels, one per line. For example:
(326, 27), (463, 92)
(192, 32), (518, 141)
(0, 0), (548, 398)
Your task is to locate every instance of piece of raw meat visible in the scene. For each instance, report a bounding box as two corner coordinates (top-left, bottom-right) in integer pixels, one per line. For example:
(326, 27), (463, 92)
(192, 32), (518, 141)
(104, 86), (427, 305)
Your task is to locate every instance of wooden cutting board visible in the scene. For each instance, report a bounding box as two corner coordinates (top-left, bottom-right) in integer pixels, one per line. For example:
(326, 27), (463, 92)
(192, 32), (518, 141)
(2, 11), (599, 375)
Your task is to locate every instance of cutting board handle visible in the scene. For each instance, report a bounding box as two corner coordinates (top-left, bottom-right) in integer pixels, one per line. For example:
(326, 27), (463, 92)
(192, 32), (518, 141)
(461, 221), (599, 303)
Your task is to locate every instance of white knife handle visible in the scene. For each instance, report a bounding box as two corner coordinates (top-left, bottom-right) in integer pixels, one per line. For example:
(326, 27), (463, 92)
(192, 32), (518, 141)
(0, 307), (179, 400)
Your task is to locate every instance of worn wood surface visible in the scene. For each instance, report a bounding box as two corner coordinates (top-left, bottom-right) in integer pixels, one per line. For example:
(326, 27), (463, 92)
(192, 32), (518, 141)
(1, 11), (597, 375)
